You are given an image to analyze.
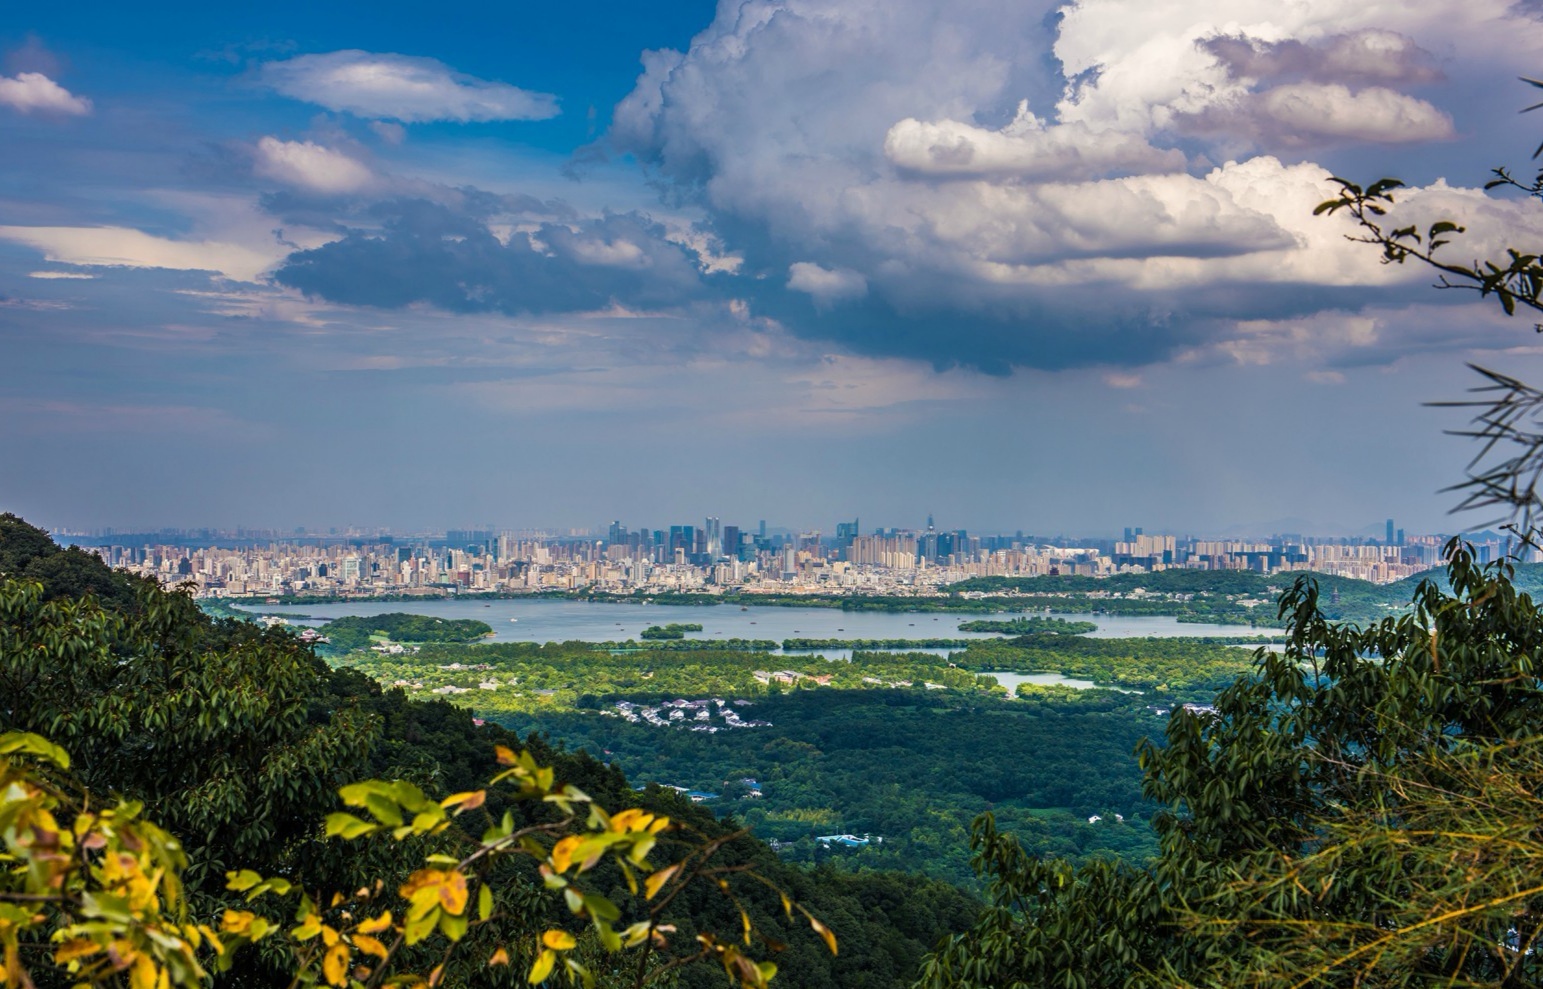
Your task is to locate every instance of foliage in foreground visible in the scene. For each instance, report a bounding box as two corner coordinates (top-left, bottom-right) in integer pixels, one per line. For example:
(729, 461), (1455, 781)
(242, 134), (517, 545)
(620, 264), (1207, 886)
(0, 726), (835, 989)
(918, 543), (1543, 987)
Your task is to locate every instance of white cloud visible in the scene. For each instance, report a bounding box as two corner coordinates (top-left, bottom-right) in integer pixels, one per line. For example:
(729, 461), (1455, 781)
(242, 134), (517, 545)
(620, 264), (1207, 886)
(253, 137), (375, 194)
(0, 72), (90, 115)
(788, 262), (868, 305)
(1252, 83), (1453, 144)
(885, 103), (1186, 179)
(564, 236), (651, 268)
(0, 225), (281, 282)
(259, 50), (558, 123)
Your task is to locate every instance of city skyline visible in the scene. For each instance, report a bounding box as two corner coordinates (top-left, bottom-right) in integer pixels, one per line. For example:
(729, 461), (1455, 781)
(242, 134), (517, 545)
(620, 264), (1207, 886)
(45, 510), (1443, 544)
(4, 2), (1542, 531)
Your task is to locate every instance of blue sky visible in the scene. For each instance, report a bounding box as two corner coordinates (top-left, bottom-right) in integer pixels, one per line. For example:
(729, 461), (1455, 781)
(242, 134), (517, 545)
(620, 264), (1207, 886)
(3, 1), (1543, 536)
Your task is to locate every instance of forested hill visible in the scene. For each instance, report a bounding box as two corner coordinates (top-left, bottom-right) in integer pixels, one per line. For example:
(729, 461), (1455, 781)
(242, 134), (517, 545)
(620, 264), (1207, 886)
(0, 513), (977, 989)
(948, 564), (1543, 625)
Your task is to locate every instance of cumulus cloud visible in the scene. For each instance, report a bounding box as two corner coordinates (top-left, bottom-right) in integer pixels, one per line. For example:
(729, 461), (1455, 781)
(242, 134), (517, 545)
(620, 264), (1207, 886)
(787, 262), (867, 305)
(885, 103), (1186, 179)
(603, 0), (1541, 372)
(1188, 82), (1454, 145)
(259, 50), (558, 123)
(1251, 83), (1452, 143)
(0, 71), (90, 115)
(253, 137), (376, 194)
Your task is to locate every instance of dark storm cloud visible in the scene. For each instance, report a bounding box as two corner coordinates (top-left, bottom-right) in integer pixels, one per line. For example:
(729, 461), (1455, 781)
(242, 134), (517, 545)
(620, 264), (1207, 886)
(273, 198), (710, 314)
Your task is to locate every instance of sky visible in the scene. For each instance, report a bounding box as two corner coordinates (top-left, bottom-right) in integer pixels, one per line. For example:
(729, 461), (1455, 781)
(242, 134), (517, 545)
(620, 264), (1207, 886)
(3, 0), (1543, 537)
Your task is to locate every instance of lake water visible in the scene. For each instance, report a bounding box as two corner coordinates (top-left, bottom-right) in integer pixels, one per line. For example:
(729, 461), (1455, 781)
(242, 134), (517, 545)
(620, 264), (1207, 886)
(234, 597), (1263, 645)
(989, 671), (1107, 692)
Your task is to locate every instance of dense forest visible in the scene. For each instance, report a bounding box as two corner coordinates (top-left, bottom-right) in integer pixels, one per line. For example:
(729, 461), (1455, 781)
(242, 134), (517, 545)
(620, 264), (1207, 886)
(493, 689), (1163, 888)
(317, 612), (496, 653)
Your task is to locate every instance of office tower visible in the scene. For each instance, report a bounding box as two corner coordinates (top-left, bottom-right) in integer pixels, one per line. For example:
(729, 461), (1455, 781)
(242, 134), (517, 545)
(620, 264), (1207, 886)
(1386, 519), (1395, 545)
(758, 519), (767, 539)
(705, 517), (722, 558)
(723, 525), (741, 561)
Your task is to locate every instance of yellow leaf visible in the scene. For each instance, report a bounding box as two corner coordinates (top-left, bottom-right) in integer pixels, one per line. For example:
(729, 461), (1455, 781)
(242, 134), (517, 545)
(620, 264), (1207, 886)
(54, 939), (100, 964)
(644, 864), (680, 901)
(399, 869), (469, 916)
(357, 910), (393, 935)
(352, 934), (389, 960)
(322, 943), (350, 987)
(488, 947), (510, 967)
(478, 884), (494, 922)
(436, 870), (468, 914)
(809, 916), (838, 956)
(439, 790), (486, 812)
(129, 956), (157, 989)
(550, 835), (581, 875)
(495, 745), (517, 766)
(528, 948), (556, 984)
(542, 929), (576, 951)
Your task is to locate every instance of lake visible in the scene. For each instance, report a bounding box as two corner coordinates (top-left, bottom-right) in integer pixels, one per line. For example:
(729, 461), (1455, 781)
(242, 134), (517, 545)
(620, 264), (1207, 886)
(234, 596), (1265, 646)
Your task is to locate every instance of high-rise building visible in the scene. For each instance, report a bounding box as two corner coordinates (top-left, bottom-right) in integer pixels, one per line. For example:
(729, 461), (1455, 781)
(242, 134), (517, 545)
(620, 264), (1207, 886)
(1386, 519), (1396, 545)
(705, 517), (722, 558)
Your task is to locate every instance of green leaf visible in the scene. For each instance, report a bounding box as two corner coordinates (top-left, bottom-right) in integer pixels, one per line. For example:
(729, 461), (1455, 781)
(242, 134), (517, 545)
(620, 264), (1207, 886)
(0, 731), (70, 769)
(323, 812), (377, 840)
(404, 905), (438, 945)
(438, 908), (468, 942)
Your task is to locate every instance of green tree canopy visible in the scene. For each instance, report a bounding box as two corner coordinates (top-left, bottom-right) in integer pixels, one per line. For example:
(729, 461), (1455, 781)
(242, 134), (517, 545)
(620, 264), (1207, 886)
(918, 544), (1543, 987)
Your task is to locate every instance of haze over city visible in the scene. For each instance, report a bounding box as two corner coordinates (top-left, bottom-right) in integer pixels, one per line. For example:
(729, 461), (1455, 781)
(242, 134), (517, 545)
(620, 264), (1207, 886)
(4, 1), (1543, 532)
